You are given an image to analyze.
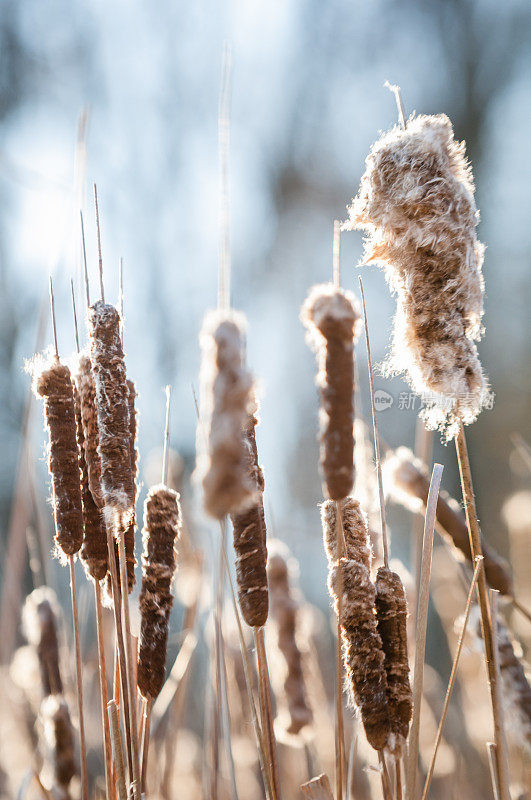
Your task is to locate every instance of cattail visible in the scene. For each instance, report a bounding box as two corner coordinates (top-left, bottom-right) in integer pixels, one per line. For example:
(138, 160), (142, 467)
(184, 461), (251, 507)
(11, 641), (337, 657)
(301, 284), (360, 500)
(22, 587), (63, 697)
(29, 356), (83, 559)
(230, 401), (268, 627)
(39, 695), (76, 790)
(73, 379), (108, 582)
(196, 309), (255, 519)
(374, 567), (412, 753)
(76, 352), (103, 508)
(124, 378), (139, 589)
(88, 301), (134, 516)
(344, 114), (490, 438)
(383, 446), (513, 595)
(321, 497), (390, 750)
(137, 484), (182, 700)
(267, 541), (313, 736)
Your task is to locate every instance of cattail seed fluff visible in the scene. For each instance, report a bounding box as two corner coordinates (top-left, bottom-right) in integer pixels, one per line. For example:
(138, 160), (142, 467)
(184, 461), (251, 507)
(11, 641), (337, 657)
(22, 587), (63, 696)
(322, 498), (390, 750)
(301, 285), (360, 500)
(76, 352), (103, 508)
(30, 357), (83, 559)
(73, 381), (108, 581)
(496, 618), (531, 756)
(230, 403), (268, 627)
(344, 114), (490, 437)
(138, 485), (182, 700)
(383, 447), (512, 595)
(88, 301), (134, 515)
(267, 543), (313, 735)
(375, 567), (412, 752)
(196, 310), (255, 518)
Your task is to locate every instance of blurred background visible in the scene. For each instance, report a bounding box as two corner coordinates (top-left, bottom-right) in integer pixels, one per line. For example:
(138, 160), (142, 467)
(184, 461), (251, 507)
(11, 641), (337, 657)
(0, 0), (530, 793)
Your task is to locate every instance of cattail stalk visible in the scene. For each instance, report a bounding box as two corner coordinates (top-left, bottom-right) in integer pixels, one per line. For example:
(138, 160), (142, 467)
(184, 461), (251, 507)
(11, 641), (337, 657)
(456, 424), (511, 800)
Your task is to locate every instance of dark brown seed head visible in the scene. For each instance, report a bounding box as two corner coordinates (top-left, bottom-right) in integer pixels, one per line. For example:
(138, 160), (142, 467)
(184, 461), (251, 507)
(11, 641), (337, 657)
(88, 301), (134, 515)
(301, 284), (360, 500)
(73, 383), (108, 581)
(267, 544), (312, 735)
(375, 567), (412, 752)
(31, 357), (83, 559)
(76, 352), (103, 508)
(230, 404), (268, 627)
(138, 485), (182, 700)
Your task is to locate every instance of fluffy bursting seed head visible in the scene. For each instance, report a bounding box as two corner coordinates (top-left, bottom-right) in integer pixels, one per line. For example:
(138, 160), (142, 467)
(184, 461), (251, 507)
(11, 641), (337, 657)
(301, 285), (361, 500)
(230, 399), (269, 627)
(29, 355), (83, 561)
(137, 484), (182, 700)
(383, 446), (513, 596)
(88, 301), (134, 519)
(39, 695), (76, 790)
(196, 309), (255, 519)
(344, 114), (491, 439)
(321, 497), (390, 751)
(75, 352), (103, 509)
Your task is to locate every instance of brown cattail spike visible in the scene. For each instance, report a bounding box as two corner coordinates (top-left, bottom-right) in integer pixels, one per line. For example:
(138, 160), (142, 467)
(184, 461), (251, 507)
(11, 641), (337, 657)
(30, 356), (84, 559)
(267, 543), (313, 735)
(321, 497), (390, 750)
(73, 379), (108, 581)
(383, 447), (513, 596)
(495, 617), (531, 756)
(375, 567), (412, 753)
(344, 114), (490, 438)
(22, 587), (63, 696)
(196, 309), (255, 519)
(88, 301), (134, 516)
(230, 401), (268, 627)
(137, 485), (182, 700)
(40, 695), (77, 789)
(301, 284), (360, 500)
(76, 352), (104, 508)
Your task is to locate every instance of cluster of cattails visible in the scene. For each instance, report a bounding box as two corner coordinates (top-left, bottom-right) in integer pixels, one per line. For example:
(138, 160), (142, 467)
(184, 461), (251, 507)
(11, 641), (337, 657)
(137, 483), (182, 700)
(267, 541), (313, 737)
(301, 284), (360, 500)
(383, 446), (513, 595)
(321, 498), (390, 751)
(344, 114), (490, 438)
